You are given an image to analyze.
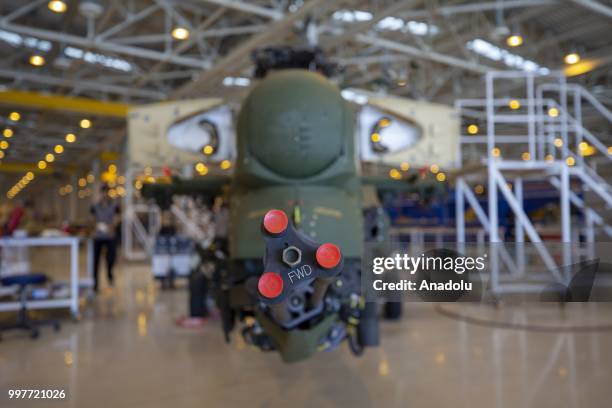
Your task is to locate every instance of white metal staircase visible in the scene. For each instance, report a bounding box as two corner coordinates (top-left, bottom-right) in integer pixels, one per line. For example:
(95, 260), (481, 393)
(455, 70), (611, 294)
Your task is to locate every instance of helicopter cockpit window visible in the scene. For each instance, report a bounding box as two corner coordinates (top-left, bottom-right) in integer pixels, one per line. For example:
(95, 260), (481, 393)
(360, 105), (423, 159)
(197, 119), (219, 156)
(166, 105), (234, 160)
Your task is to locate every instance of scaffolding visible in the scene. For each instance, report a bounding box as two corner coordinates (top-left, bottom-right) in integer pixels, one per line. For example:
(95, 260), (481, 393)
(455, 70), (612, 295)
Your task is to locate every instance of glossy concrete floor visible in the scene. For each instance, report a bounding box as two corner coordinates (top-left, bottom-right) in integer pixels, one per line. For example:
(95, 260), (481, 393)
(1, 262), (611, 408)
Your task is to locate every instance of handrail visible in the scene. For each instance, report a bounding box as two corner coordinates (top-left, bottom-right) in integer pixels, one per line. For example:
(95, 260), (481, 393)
(538, 83), (612, 122)
(572, 168), (612, 205)
(573, 85), (612, 122)
(546, 100), (612, 161)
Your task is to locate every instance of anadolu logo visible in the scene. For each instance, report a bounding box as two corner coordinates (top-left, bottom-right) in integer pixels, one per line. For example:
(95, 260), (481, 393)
(412, 248), (485, 302)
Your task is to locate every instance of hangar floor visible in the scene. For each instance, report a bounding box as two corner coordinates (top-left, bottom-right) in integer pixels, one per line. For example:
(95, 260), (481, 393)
(1, 262), (611, 408)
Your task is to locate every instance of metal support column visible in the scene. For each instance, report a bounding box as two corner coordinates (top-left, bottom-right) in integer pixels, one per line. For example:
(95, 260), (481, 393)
(456, 178), (465, 243)
(514, 177), (525, 275)
(486, 72), (500, 243)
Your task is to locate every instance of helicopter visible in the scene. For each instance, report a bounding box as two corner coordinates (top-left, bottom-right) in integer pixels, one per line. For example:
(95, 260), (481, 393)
(139, 47), (456, 363)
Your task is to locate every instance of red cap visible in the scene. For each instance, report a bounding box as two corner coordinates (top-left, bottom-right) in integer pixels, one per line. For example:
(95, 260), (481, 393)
(258, 272), (284, 298)
(263, 209), (288, 234)
(316, 243), (342, 269)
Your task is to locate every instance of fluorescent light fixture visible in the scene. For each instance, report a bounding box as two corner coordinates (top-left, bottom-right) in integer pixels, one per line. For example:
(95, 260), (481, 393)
(466, 38), (549, 75)
(406, 20), (438, 36)
(0, 29), (52, 52)
(332, 11), (438, 36)
(341, 89), (368, 105)
(0, 29), (132, 72)
(377, 16), (404, 31)
(376, 17), (439, 36)
(332, 10), (373, 23)
(222, 77), (251, 87)
(64, 46), (132, 72)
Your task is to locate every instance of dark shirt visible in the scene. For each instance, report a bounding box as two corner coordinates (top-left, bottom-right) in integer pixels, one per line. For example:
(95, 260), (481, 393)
(91, 200), (120, 239)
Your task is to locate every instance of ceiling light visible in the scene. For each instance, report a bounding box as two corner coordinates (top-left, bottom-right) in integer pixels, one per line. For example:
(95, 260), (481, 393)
(467, 124), (479, 135)
(64, 46), (132, 72)
(26, 172), (34, 180)
(80, 119), (91, 128)
(548, 107), (559, 117)
(0, 140), (8, 149)
(0, 29), (52, 52)
(54, 144), (64, 154)
(506, 34), (523, 47)
(222, 76), (251, 87)
(341, 89), (368, 105)
(171, 27), (190, 40)
(509, 99), (521, 109)
(38, 160), (47, 169)
(376, 17), (439, 36)
(564, 59), (598, 77)
(332, 10), (373, 23)
(467, 38), (549, 74)
(220, 160), (232, 170)
(29, 54), (45, 66)
(554, 138), (563, 147)
(9, 112), (20, 121)
(45, 153), (55, 162)
(492, 147), (501, 157)
(521, 152), (531, 161)
(579, 142), (595, 156)
(3, 128), (13, 138)
(0, 151), (4, 159)
(48, 0), (67, 13)
(400, 162), (409, 171)
(430, 164), (439, 174)
(566, 156), (575, 166)
(564, 53), (580, 65)
(65, 133), (76, 143)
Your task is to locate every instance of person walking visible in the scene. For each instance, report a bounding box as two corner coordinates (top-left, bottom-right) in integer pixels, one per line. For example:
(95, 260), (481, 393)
(91, 185), (121, 293)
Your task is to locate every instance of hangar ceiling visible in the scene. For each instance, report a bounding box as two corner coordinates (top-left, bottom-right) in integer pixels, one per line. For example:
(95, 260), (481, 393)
(0, 0), (610, 168)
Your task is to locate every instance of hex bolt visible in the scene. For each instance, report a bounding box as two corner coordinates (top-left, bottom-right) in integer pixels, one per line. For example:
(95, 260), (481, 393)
(282, 245), (302, 267)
